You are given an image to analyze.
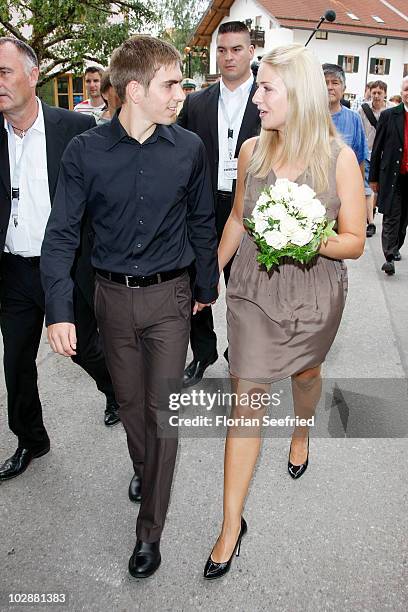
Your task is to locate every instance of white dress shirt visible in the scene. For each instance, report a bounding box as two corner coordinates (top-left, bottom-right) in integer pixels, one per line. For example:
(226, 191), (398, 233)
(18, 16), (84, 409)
(217, 74), (254, 192)
(4, 99), (51, 257)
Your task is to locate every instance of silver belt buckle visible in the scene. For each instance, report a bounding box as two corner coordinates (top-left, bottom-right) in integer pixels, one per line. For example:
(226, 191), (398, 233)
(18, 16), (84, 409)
(125, 274), (140, 289)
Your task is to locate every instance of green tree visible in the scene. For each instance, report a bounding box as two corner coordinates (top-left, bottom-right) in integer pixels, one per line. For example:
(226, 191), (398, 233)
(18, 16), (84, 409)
(156, 0), (208, 78)
(0, 0), (156, 85)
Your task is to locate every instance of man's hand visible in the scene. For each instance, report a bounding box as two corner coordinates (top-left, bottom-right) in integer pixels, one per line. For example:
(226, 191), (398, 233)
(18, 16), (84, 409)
(193, 301), (216, 316)
(370, 182), (379, 193)
(47, 322), (77, 357)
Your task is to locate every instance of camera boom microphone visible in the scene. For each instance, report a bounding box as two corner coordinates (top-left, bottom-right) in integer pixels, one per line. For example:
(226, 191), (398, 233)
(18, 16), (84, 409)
(305, 9), (336, 46)
(324, 9), (336, 22)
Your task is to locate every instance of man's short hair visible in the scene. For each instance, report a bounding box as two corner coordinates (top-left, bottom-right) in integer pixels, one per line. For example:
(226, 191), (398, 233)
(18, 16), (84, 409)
(218, 21), (251, 42)
(100, 69), (112, 94)
(0, 36), (38, 71)
(109, 36), (181, 103)
(322, 63), (345, 87)
(390, 94), (402, 104)
(84, 66), (103, 78)
(370, 80), (387, 93)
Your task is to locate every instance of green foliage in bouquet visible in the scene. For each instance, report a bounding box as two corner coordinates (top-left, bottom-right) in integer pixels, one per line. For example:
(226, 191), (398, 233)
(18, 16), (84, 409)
(245, 217), (337, 269)
(243, 180), (337, 270)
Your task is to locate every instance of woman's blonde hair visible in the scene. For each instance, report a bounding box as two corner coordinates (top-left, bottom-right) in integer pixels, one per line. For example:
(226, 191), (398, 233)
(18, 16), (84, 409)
(248, 44), (338, 193)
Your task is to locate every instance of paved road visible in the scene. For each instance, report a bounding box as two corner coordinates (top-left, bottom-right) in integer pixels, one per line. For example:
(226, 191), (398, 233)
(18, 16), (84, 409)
(0, 216), (407, 612)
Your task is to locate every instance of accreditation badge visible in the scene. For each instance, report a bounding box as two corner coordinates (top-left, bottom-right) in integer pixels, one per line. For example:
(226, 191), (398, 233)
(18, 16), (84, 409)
(223, 158), (238, 181)
(7, 219), (31, 252)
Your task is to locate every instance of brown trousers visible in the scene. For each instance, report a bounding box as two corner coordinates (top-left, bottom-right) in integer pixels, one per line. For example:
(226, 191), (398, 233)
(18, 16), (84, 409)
(94, 271), (191, 542)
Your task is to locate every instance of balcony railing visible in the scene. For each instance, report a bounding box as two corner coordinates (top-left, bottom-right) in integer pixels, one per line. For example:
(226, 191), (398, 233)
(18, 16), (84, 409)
(250, 27), (265, 48)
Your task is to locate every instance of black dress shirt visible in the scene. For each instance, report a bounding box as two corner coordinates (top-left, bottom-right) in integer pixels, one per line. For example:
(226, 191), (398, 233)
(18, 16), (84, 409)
(41, 114), (219, 325)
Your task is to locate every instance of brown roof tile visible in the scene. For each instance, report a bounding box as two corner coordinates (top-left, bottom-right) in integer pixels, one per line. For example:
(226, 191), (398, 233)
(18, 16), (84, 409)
(191, 0), (408, 45)
(257, 0), (408, 38)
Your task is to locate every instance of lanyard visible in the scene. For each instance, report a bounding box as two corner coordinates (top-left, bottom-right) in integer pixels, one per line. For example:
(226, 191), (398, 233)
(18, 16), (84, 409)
(219, 94), (237, 160)
(11, 139), (25, 228)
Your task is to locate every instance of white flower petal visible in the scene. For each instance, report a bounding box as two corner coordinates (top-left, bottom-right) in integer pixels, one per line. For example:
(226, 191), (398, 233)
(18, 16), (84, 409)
(264, 229), (289, 249)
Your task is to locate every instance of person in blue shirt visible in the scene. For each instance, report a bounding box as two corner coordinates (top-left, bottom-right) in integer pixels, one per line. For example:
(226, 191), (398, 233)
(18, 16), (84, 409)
(323, 63), (368, 185)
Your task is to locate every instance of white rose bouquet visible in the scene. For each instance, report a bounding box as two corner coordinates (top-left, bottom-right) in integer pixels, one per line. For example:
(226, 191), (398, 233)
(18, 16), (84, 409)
(244, 178), (336, 269)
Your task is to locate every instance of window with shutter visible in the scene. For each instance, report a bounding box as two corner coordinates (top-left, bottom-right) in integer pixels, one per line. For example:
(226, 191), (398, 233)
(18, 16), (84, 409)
(338, 55), (358, 73)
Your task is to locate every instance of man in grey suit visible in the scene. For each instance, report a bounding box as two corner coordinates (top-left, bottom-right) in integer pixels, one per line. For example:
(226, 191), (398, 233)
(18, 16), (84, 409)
(370, 76), (408, 275)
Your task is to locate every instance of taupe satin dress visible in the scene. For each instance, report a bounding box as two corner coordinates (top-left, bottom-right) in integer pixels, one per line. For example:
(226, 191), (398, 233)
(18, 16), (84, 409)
(226, 140), (348, 383)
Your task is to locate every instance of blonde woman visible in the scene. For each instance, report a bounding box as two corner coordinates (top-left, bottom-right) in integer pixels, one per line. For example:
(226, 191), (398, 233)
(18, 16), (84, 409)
(203, 44), (365, 580)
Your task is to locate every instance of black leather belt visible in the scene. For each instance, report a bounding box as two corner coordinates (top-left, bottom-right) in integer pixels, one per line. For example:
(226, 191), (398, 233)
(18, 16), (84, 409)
(217, 190), (232, 200)
(4, 254), (40, 265)
(25, 256), (41, 265)
(96, 267), (186, 288)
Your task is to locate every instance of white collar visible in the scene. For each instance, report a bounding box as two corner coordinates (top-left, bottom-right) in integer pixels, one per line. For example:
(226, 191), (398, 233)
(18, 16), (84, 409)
(4, 97), (44, 135)
(31, 98), (45, 133)
(404, 104), (408, 113)
(220, 74), (254, 98)
(370, 101), (387, 112)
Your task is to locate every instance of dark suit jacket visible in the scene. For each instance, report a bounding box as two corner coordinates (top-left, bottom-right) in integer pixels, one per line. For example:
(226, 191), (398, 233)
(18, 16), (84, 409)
(0, 102), (95, 297)
(177, 79), (261, 198)
(369, 103), (406, 215)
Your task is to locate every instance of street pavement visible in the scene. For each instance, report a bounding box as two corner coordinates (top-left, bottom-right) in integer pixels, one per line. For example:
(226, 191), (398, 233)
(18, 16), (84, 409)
(0, 215), (407, 612)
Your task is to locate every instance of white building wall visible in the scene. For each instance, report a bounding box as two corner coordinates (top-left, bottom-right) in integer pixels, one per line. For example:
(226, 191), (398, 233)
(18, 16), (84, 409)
(293, 30), (408, 99)
(208, 0), (408, 99)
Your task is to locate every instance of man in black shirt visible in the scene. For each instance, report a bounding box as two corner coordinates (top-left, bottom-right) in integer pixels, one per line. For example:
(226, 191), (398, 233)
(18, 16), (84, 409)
(177, 21), (260, 386)
(41, 36), (219, 578)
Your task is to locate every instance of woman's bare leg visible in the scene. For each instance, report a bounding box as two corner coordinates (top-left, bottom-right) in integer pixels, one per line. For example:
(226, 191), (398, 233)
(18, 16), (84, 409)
(290, 365), (322, 464)
(210, 377), (270, 563)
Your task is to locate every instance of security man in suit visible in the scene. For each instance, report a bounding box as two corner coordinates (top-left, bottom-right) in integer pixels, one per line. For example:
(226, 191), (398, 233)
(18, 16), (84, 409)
(370, 76), (408, 275)
(0, 37), (118, 481)
(178, 20), (261, 386)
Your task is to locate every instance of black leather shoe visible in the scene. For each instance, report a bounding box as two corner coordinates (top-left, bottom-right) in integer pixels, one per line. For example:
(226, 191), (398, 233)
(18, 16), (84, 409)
(104, 399), (120, 427)
(381, 261), (395, 275)
(128, 540), (161, 578)
(128, 473), (142, 503)
(288, 435), (309, 479)
(182, 353), (218, 388)
(0, 445), (50, 481)
(394, 251), (401, 261)
(203, 517), (247, 580)
(366, 223), (376, 237)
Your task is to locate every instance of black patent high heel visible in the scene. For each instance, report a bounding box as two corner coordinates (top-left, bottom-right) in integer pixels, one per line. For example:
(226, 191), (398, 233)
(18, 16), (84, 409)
(288, 435), (309, 479)
(203, 517), (247, 580)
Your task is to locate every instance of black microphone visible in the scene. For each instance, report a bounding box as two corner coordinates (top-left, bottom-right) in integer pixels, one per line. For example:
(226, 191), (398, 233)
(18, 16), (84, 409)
(324, 9), (336, 22)
(305, 9), (336, 46)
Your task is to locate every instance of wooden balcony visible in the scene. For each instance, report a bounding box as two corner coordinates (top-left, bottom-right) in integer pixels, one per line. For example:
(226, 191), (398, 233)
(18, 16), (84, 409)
(250, 27), (265, 48)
